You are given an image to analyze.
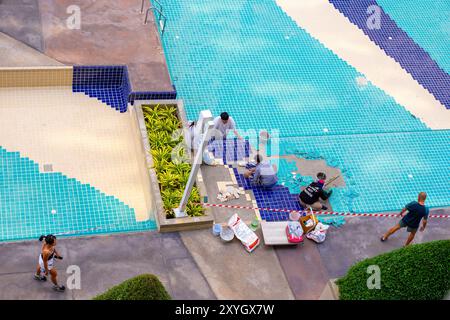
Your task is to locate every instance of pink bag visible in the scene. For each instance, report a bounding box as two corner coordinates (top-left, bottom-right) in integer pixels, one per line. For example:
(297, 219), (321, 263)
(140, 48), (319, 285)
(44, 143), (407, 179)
(286, 221), (304, 243)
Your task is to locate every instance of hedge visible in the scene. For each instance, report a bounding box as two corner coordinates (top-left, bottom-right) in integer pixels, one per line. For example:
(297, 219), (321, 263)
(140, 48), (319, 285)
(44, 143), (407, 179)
(94, 274), (171, 300)
(337, 240), (450, 300)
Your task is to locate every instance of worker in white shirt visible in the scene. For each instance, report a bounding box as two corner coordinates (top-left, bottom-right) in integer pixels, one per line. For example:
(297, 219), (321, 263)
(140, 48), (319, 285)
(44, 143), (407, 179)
(213, 112), (243, 140)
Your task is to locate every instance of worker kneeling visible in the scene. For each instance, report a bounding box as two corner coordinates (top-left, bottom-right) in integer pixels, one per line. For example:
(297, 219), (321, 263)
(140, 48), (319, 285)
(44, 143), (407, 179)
(299, 172), (333, 211)
(244, 155), (278, 189)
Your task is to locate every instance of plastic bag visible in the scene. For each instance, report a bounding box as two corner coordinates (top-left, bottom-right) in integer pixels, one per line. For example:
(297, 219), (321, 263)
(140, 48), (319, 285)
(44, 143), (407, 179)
(286, 221), (303, 243)
(203, 150), (216, 166)
(228, 214), (260, 252)
(306, 222), (329, 243)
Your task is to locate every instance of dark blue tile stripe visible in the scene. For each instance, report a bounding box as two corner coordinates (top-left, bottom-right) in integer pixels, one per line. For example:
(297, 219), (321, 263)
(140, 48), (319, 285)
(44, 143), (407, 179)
(73, 66), (177, 112)
(329, 0), (450, 109)
(209, 138), (303, 222)
(233, 168), (303, 222)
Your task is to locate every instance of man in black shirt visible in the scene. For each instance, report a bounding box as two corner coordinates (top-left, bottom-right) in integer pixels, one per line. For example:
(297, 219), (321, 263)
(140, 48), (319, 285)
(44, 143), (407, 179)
(299, 172), (333, 211)
(381, 192), (429, 246)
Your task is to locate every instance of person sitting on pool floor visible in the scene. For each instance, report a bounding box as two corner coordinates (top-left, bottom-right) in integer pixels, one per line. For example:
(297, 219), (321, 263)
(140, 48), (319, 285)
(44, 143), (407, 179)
(298, 172), (333, 211)
(213, 112), (242, 140)
(244, 155), (278, 189)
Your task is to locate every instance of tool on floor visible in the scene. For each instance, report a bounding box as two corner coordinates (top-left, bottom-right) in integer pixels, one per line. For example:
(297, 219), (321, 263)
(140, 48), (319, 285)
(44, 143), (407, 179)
(325, 175), (340, 187)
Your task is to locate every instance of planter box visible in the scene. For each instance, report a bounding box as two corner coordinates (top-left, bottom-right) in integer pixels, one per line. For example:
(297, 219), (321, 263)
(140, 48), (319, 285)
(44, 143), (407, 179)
(131, 99), (214, 232)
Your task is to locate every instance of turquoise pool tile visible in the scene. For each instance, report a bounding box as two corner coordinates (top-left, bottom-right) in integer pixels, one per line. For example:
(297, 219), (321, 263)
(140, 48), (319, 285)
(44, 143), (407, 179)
(0, 146), (156, 242)
(156, 0), (449, 216)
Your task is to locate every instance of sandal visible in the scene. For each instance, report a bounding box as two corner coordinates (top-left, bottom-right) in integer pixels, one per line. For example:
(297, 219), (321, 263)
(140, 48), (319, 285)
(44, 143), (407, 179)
(52, 285), (66, 292)
(34, 274), (47, 281)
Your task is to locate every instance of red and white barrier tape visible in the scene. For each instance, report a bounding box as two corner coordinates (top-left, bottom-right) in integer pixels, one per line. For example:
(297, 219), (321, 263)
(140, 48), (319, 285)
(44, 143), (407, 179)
(196, 202), (449, 218)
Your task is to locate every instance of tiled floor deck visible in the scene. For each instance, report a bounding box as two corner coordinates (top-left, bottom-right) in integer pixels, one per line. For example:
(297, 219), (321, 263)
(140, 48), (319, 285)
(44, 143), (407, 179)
(0, 86), (155, 241)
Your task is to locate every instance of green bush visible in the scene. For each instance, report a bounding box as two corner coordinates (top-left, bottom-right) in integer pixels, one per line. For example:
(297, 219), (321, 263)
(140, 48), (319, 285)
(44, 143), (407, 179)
(337, 240), (450, 300)
(93, 274), (171, 300)
(143, 104), (204, 218)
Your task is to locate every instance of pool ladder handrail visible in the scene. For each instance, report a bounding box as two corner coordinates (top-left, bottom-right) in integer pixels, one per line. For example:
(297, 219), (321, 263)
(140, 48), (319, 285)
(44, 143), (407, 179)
(141, 0), (167, 36)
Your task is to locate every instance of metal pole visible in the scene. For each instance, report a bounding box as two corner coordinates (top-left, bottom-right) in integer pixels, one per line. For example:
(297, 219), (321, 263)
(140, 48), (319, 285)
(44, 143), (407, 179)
(144, 8), (151, 24)
(173, 120), (214, 218)
(140, 0), (145, 14)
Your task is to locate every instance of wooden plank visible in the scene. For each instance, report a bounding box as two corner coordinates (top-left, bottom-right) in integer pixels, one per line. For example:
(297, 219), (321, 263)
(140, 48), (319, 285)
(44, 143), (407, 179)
(261, 221), (297, 246)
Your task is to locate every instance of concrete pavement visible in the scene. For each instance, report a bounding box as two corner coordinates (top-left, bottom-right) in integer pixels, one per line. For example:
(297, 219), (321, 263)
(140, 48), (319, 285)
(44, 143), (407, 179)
(0, 232), (215, 300)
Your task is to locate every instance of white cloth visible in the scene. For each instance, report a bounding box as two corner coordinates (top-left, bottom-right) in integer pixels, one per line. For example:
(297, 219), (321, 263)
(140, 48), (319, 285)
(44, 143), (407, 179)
(39, 254), (54, 273)
(213, 116), (236, 137)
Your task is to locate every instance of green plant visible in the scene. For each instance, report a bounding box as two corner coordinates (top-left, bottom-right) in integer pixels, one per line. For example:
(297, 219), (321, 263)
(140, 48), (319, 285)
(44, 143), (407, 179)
(147, 131), (173, 149)
(93, 274), (171, 300)
(336, 240), (450, 300)
(150, 145), (172, 161)
(143, 104), (205, 219)
(157, 170), (182, 190)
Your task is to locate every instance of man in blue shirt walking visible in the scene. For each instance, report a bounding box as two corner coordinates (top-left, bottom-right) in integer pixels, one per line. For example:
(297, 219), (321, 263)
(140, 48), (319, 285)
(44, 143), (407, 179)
(381, 192), (429, 246)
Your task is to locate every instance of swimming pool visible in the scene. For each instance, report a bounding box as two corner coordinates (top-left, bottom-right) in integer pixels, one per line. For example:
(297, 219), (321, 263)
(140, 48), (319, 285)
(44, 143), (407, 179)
(376, 0), (450, 75)
(156, 0), (450, 213)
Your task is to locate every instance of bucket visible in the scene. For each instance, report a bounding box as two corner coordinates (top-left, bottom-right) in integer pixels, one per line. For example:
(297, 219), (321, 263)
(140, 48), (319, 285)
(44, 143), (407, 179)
(289, 211), (300, 221)
(212, 223), (222, 236)
(249, 217), (260, 231)
(220, 227), (235, 242)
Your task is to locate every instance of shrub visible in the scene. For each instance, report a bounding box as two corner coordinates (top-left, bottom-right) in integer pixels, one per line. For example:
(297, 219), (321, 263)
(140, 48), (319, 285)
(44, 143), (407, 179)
(93, 274), (171, 300)
(337, 240), (450, 300)
(143, 104), (204, 218)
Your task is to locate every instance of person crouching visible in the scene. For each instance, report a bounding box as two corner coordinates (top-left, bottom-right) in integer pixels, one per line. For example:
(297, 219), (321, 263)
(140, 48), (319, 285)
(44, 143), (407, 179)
(299, 172), (333, 211)
(244, 155), (278, 189)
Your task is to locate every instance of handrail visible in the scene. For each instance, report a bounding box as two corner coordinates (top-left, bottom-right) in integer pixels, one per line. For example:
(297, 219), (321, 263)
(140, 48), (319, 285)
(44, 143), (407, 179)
(145, 6), (167, 35)
(141, 0), (162, 14)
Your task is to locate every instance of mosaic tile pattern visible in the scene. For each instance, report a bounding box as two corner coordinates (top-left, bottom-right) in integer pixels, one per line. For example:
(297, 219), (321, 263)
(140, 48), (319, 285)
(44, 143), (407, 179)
(157, 0), (449, 217)
(279, 130), (450, 213)
(0, 147), (156, 242)
(330, 0), (450, 109)
(376, 0), (450, 75)
(208, 138), (250, 164)
(129, 90), (177, 105)
(158, 0), (429, 137)
(73, 66), (130, 113)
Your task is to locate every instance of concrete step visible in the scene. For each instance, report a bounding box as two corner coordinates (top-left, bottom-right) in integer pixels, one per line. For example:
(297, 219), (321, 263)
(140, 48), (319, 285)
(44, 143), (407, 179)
(319, 278), (340, 300)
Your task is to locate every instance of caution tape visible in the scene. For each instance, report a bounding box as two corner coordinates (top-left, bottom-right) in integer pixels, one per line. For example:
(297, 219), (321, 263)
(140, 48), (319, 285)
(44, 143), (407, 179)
(196, 202), (449, 219)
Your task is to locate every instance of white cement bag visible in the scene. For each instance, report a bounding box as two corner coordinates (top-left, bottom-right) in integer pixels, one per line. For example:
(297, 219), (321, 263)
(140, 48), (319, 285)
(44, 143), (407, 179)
(228, 213), (260, 252)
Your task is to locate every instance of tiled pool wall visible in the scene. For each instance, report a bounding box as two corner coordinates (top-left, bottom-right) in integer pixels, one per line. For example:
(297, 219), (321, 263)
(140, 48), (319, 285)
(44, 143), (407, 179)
(73, 65), (131, 112)
(0, 66), (73, 88)
(128, 88), (177, 105)
(73, 65), (178, 112)
(329, 0), (450, 109)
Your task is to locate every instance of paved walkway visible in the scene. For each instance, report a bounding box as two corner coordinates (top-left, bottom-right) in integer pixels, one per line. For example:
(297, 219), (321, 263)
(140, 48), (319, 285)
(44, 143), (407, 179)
(0, 0), (173, 92)
(0, 32), (62, 67)
(0, 232), (215, 300)
(276, 212), (450, 299)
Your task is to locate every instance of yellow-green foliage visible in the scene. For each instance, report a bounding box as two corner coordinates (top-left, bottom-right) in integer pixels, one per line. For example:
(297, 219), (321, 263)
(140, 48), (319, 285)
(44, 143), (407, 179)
(143, 104), (204, 218)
